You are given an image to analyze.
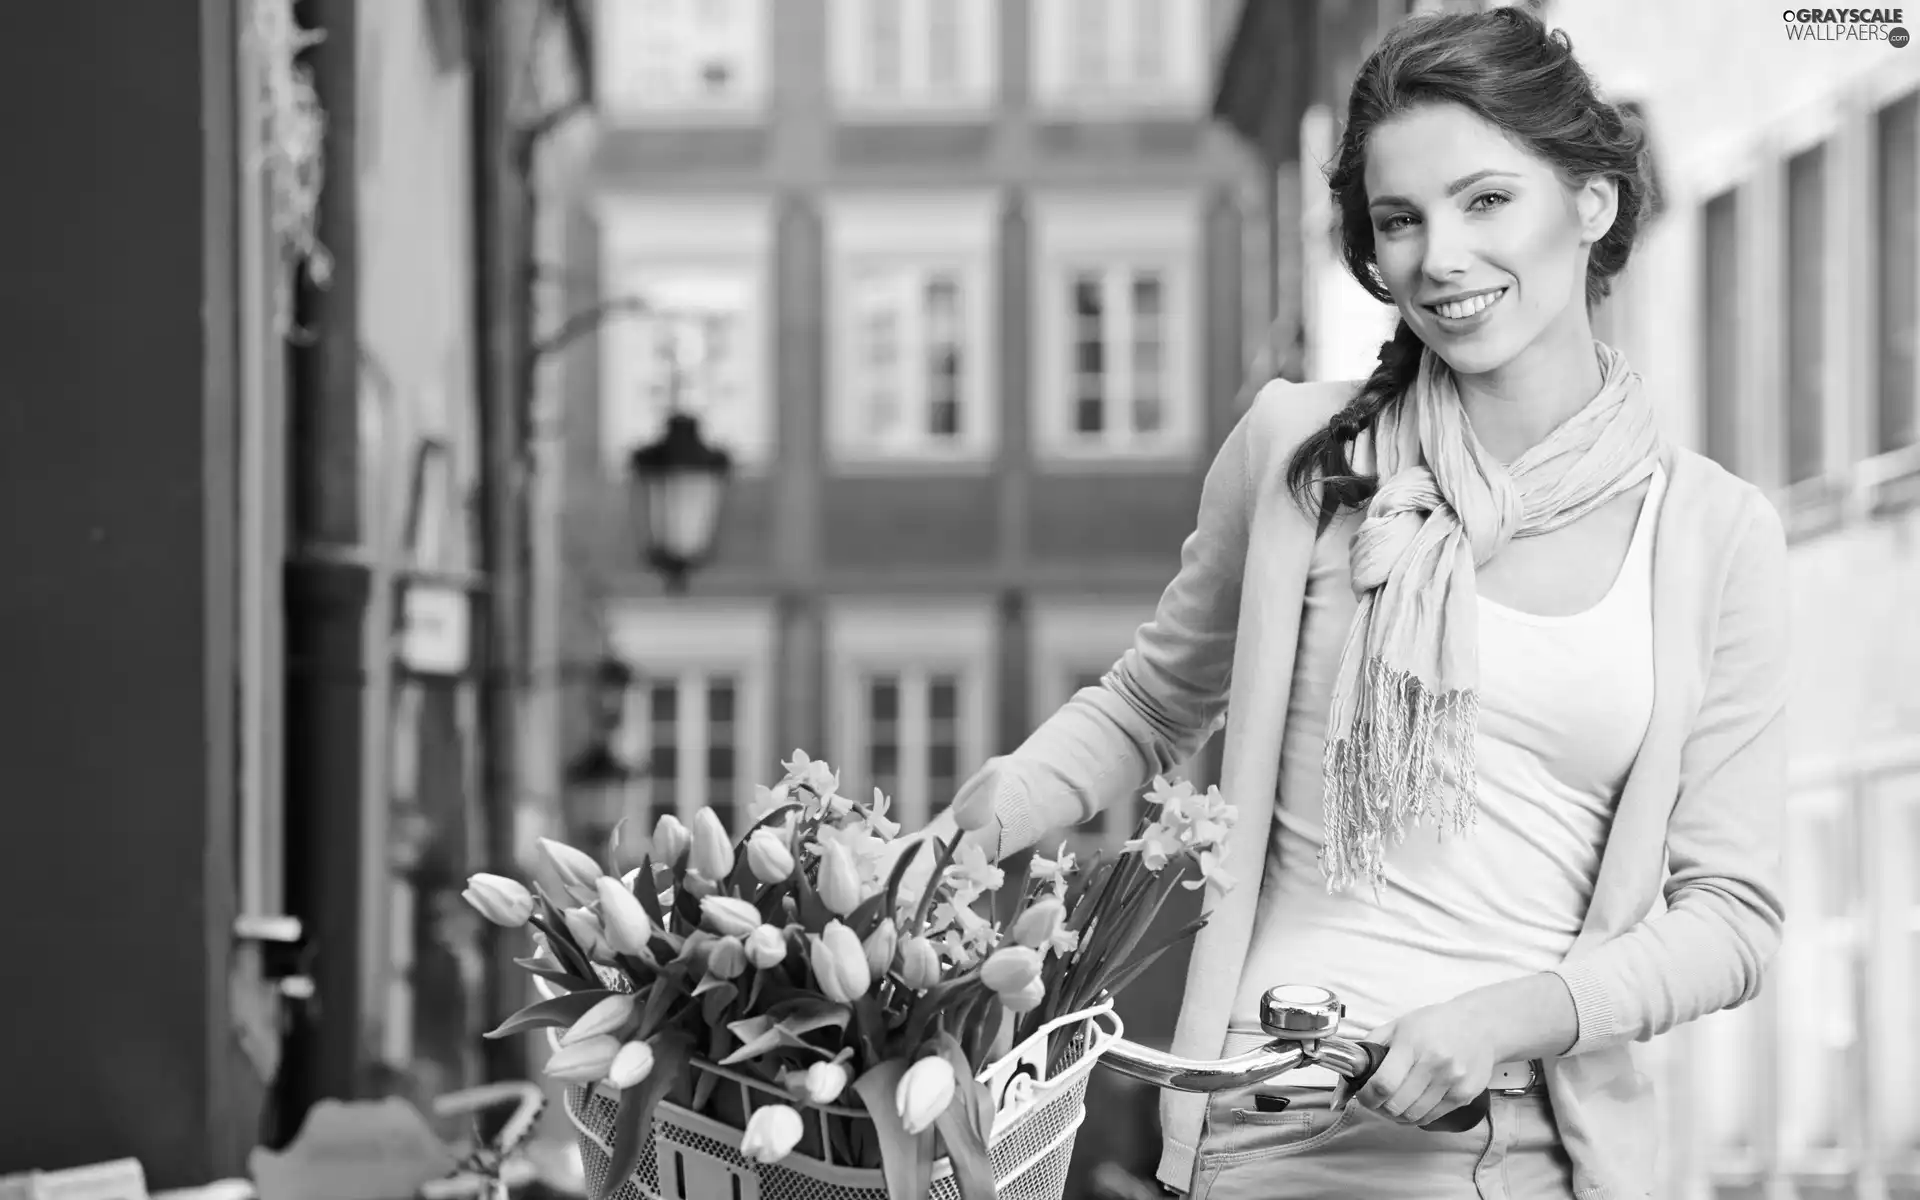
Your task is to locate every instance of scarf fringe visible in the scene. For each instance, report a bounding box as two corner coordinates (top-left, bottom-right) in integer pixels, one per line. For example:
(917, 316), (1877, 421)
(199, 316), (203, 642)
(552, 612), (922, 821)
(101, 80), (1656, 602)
(1319, 655), (1481, 894)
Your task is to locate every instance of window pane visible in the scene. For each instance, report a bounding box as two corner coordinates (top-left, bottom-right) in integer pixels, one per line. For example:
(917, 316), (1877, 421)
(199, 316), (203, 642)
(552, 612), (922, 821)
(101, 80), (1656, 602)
(1130, 0), (1167, 84)
(1073, 273), (1107, 434)
(649, 681), (679, 789)
(866, 675), (901, 801)
(1070, 0), (1109, 86)
(926, 0), (962, 90)
(857, 272), (904, 436)
(867, 0), (903, 92)
(1785, 145), (1826, 484)
(928, 674), (961, 811)
(1701, 191), (1742, 474)
(707, 677), (738, 832)
(925, 275), (963, 438)
(1131, 271), (1166, 435)
(1876, 93), (1918, 456)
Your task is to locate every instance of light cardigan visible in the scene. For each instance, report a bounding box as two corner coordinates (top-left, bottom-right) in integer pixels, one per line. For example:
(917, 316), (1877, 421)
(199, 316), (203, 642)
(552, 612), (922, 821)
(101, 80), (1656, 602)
(949, 378), (1791, 1199)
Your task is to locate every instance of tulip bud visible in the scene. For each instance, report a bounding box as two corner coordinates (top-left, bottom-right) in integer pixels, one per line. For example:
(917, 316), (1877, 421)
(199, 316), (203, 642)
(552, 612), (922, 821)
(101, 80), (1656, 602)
(896, 935), (941, 990)
(745, 923), (788, 969)
(1009, 897), (1064, 949)
(740, 1104), (805, 1165)
(700, 895), (762, 939)
(545, 1034), (620, 1083)
(1003, 974), (1046, 1015)
(817, 841), (863, 917)
(895, 1056), (957, 1136)
(707, 935), (747, 980)
(461, 874), (533, 927)
(979, 945), (1043, 995)
(688, 809), (735, 881)
(809, 920), (871, 1005)
(596, 876), (653, 957)
(561, 993), (637, 1046)
(862, 918), (898, 979)
(564, 907), (611, 961)
(798, 1059), (849, 1105)
(651, 813), (692, 865)
(606, 1040), (655, 1089)
(539, 837), (605, 905)
(745, 828), (796, 884)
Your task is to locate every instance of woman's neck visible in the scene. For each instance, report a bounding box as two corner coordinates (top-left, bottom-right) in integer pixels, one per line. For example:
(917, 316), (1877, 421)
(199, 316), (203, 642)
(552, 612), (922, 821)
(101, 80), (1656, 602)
(1453, 318), (1605, 464)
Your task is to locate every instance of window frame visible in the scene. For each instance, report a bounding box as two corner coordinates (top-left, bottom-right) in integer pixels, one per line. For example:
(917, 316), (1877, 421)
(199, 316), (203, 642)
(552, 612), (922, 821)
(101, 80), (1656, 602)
(824, 191), (1000, 468)
(1867, 766), (1920, 1173)
(1030, 191), (1202, 466)
(1028, 0), (1208, 115)
(596, 195), (774, 474)
(825, 601), (995, 831)
(606, 600), (777, 837)
(827, 0), (998, 115)
(595, 0), (769, 122)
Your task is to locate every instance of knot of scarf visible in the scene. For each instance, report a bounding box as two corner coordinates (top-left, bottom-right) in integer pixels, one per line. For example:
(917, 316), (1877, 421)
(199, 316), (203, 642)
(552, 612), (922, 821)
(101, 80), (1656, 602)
(1318, 341), (1663, 893)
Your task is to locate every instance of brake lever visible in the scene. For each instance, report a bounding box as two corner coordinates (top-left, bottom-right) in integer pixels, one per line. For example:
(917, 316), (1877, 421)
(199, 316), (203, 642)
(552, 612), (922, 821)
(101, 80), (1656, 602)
(1335, 1042), (1491, 1133)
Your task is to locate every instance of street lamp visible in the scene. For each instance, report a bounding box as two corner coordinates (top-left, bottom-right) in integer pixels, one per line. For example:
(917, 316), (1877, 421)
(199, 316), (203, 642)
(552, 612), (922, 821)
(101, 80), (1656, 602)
(628, 411), (732, 593)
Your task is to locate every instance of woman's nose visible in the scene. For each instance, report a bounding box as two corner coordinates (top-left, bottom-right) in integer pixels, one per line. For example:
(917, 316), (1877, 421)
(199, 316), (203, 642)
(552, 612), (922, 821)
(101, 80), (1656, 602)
(1419, 216), (1475, 281)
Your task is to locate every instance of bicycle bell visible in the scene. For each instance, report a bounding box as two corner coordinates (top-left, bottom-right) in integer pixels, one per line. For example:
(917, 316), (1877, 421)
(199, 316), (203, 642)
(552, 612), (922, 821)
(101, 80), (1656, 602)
(1260, 984), (1345, 1041)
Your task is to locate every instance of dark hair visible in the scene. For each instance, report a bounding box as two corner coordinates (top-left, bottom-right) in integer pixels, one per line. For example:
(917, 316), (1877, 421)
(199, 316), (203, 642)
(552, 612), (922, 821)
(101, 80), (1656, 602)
(1284, 6), (1659, 519)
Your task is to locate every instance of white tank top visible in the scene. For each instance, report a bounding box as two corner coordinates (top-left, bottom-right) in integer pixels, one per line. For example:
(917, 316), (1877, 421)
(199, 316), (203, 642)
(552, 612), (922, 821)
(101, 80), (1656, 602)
(1227, 465), (1666, 1043)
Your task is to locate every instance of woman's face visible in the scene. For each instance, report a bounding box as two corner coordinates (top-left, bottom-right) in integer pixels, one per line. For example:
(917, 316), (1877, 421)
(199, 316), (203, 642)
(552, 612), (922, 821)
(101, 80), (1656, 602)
(1362, 102), (1617, 378)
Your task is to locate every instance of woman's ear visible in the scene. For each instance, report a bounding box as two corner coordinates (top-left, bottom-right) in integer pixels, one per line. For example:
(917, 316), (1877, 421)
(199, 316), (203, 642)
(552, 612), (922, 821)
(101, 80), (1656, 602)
(1576, 175), (1620, 246)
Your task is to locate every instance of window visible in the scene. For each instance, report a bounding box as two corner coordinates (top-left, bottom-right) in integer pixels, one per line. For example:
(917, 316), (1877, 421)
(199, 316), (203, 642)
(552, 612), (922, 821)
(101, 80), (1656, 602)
(598, 0), (766, 117)
(1032, 193), (1200, 462)
(825, 193), (998, 463)
(1700, 189), (1743, 474)
(1875, 92), (1918, 457)
(1873, 772), (1920, 1162)
(827, 603), (994, 830)
(828, 0), (996, 111)
(1778, 790), (1864, 1168)
(606, 601), (775, 837)
(1784, 144), (1827, 485)
(1030, 0), (1206, 112)
(598, 197), (772, 470)
(1029, 600), (1212, 851)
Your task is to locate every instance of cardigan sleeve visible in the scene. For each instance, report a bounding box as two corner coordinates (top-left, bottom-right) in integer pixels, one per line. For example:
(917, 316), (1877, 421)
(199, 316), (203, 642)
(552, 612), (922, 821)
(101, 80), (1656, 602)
(927, 396), (1260, 859)
(1550, 494), (1791, 1056)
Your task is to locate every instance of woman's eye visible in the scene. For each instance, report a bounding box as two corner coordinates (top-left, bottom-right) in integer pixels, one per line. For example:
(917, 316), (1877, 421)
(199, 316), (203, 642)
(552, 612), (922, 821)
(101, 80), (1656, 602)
(1377, 213), (1416, 233)
(1469, 191), (1513, 212)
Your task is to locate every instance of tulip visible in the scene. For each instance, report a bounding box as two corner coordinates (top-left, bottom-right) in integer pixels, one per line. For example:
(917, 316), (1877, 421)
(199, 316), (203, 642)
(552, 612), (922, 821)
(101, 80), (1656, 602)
(745, 828), (795, 884)
(739, 1104), (805, 1165)
(538, 837), (605, 905)
(809, 920), (871, 1005)
(651, 813), (692, 865)
(1003, 975), (1046, 1015)
(700, 895), (762, 939)
(596, 876), (652, 957)
(796, 1059), (849, 1105)
(606, 1040), (655, 1089)
(708, 935), (747, 980)
(979, 945), (1043, 995)
(817, 841), (863, 917)
(896, 935), (941, 990)
(564, 907), (611, 960)
(862, 918), (898, 979)
(461, 874), (533, 927)
(561, 993), (637, 1046)
(1009, 897), (1064, 949)
(545, 1035), (620, 1083)
(895, 1056), (957, 1135)
(688, 809), (735, 881)
(745, 923), (788, 970)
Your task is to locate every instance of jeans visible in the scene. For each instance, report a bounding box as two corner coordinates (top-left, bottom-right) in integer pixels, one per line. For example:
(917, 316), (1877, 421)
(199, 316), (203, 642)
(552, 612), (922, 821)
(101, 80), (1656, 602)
(1186, 1084), (1576, 1199)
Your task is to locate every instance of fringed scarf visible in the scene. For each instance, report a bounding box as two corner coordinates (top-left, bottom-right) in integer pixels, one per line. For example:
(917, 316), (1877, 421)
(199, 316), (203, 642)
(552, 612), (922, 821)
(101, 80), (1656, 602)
(1318, 341), (1663, 893)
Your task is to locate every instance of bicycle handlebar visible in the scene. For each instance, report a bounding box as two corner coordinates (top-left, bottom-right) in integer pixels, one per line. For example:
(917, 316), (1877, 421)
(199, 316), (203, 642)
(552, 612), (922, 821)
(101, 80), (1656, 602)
(1093, 985), (1492, 1133)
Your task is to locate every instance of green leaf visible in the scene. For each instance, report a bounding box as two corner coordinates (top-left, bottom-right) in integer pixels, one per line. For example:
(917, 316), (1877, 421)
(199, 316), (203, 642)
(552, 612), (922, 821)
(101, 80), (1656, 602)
(930, 1033), (997, 1200)
(606, 817), (630, 873)
(631, 857), (667, 927)
(692, 1023), (730, 1112)
(881, 837), (924, 920)
(792, 857), (832, 931)
(635, 975), (681, 1042)
(847, 890), (890, 940)
(482, 989), (615, 1040)
(852, 1059), (938, 1200)
(909, 830), (966, 935)
(512, 957), (597, 991)
(598, 1031), (693, 1200)
(528, 913), (596, 983)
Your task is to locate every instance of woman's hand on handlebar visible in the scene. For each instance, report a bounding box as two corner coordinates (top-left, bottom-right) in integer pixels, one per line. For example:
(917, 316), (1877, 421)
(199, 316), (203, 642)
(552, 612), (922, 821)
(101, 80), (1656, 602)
(1354, 1000), (1501, 1128)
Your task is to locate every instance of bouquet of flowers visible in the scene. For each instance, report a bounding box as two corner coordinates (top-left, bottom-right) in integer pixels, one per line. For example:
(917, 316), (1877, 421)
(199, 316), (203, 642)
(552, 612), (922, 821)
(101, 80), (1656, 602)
(463, 752), (1237, 1200)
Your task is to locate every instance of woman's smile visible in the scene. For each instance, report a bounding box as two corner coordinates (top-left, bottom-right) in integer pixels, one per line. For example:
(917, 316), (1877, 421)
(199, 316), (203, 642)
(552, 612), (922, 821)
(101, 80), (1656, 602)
(1423, 285), (1510, 327)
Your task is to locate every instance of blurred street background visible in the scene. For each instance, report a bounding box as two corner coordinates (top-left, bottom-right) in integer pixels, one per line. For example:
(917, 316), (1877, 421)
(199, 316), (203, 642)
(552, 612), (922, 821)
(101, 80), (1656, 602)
(0, 1), (1915, 1198)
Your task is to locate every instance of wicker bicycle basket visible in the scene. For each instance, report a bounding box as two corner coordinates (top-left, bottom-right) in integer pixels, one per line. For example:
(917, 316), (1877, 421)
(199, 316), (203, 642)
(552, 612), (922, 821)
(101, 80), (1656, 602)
(561, 1002), (1123, 1200)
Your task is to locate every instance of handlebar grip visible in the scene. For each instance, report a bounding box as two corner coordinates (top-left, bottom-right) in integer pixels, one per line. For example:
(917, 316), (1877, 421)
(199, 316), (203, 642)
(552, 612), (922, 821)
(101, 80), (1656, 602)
(1348, 1042), (1490, 1133)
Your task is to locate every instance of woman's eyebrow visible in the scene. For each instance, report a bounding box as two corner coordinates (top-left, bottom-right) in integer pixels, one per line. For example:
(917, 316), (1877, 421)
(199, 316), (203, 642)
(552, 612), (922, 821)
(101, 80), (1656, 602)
(1368, 169), (1522, 210)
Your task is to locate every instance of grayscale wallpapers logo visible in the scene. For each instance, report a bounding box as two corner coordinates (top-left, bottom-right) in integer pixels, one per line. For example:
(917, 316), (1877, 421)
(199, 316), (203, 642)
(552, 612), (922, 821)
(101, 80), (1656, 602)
(1781, 7), (1910, 42)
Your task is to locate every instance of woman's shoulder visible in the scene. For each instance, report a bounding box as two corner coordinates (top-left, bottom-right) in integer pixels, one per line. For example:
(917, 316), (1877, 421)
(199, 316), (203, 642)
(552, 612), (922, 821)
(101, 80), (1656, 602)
(1237, 376), (1363, 463)
(1661, 445), (1789, 581)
